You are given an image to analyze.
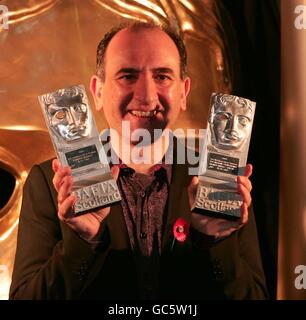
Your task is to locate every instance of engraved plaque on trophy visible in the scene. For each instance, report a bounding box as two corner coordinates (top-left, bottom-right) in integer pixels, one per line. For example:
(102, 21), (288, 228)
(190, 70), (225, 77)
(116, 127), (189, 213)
(39, 84), (121, 215)
(192, 93), (256, 220)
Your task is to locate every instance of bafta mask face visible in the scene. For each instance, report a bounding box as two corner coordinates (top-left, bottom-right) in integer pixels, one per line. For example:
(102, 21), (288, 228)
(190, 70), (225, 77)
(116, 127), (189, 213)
(210, 95), (253, 150)
(46, 97), (89, 142)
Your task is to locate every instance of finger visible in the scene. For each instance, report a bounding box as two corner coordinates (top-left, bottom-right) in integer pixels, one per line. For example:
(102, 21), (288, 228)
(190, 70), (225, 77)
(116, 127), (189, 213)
(53, 166), (72, 192)
(191, 212), (208, 226)
(188, 176), (199, 193)
(57, 176), (73, 204)
(215, 227), (238, 239)
(244, 164), (253, 178)
(95, 207), (111, 223)
(240, 203), (249, 225)
(191, 212), (209, 233)
(237, 176), (252, 192)
(52, 159), (61, 173)
(191, 212), (243, 238)
(191, 212), (227, 231)
(111, 165), (120, 181)
(188, 177), (199, 208)
(58, 195), (76, 221)
(192, 176), (199, 185)
(216, 214), (247, 237)
(238, 183), (252, 207)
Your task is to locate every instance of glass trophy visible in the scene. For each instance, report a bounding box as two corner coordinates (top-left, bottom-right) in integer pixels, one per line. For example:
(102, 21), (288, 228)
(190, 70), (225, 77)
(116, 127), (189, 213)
(192, 93), (256, 220)
(39, 84), (121, 215)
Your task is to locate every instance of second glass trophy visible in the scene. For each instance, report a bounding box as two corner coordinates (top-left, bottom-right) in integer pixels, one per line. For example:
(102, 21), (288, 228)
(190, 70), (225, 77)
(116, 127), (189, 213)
(192, 93), (256, 220)
(39, 84), (121, 215)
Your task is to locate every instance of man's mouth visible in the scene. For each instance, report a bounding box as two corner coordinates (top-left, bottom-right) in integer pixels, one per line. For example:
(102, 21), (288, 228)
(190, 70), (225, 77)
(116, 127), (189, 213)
(128, 110), (159, 118)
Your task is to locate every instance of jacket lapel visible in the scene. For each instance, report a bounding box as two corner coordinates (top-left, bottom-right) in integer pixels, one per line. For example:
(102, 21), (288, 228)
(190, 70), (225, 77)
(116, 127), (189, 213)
(107, 201), (130, 249)
(161, 160), (193, 251)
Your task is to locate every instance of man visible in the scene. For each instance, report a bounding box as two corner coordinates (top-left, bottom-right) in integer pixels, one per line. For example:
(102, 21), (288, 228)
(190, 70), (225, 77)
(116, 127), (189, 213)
(10, 22), (267, 299)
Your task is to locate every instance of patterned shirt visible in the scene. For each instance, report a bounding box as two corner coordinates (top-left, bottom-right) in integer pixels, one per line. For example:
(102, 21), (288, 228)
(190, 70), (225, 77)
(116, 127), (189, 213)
(117, 163), (172, 299)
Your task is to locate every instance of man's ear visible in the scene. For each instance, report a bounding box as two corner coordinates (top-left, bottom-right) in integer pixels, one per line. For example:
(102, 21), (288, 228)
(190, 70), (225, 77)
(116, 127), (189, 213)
(180, 76), (191, 111)
(90, 75), (103, 111)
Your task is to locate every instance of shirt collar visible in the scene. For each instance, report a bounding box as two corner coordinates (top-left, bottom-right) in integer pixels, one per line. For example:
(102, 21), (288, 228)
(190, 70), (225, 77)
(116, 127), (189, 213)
(116, 160), (172, 185)
(102, 130), (175, 184)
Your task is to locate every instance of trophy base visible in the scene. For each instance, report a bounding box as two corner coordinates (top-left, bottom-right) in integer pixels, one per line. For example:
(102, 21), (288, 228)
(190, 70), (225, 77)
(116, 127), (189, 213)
(191, 207), (240, 221)
(73, 178), (121, 215)
(191, 177), (242, 220)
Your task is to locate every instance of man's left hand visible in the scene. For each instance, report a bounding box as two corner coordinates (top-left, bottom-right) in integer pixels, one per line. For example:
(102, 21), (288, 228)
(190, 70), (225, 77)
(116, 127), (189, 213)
(188, 164), (253, 239)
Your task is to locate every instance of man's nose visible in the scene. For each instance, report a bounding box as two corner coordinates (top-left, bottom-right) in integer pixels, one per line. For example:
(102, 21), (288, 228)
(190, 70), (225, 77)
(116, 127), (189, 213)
(133, 74), (158, 107)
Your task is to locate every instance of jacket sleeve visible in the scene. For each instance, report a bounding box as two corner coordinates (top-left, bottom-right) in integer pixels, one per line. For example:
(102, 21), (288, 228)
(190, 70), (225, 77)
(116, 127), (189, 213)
(9, 164), (110, 299)
(191, 207), (268, 299)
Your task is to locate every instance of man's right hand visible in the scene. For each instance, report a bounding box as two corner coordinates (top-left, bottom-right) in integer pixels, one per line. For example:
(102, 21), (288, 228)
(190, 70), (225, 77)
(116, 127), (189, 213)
(52, 159), (120, 243)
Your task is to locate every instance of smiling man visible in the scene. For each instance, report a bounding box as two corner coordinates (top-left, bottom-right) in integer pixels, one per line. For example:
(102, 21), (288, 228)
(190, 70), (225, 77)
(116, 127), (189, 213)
(10, 22), (267, 300)
(91, 23), (190, 172)
(92, 24), (189, 143)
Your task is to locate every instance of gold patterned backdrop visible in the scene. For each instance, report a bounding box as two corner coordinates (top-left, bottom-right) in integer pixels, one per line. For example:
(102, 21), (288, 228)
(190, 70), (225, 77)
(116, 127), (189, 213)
(0, 0), (229, 299)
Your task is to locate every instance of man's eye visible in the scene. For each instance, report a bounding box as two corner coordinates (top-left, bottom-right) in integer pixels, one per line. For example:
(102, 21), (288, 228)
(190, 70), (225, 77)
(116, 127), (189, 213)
(119, 74), (138, 82)
(155, 74), (170, 82)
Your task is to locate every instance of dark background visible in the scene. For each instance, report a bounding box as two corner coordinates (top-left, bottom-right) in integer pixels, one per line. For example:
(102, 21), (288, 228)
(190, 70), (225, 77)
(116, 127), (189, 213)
(220, 0), (280, 299)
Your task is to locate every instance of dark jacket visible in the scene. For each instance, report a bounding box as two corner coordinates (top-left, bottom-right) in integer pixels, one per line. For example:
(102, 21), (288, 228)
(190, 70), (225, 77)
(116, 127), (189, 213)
(10, 158), (267, 299)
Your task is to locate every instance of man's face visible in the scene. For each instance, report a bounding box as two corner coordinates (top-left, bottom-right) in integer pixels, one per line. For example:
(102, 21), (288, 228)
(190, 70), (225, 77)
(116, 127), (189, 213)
(47, 101), (89, 141)
(91, 28), (190, 144)
(211, 99), (252, 150)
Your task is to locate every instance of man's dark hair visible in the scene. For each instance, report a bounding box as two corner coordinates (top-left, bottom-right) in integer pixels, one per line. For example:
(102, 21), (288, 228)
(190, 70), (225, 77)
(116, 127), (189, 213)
(96, 22), (187, 81)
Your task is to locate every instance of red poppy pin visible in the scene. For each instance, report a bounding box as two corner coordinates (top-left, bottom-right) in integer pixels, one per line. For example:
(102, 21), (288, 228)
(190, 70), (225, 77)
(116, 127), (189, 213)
(171, 218), (190, 250)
